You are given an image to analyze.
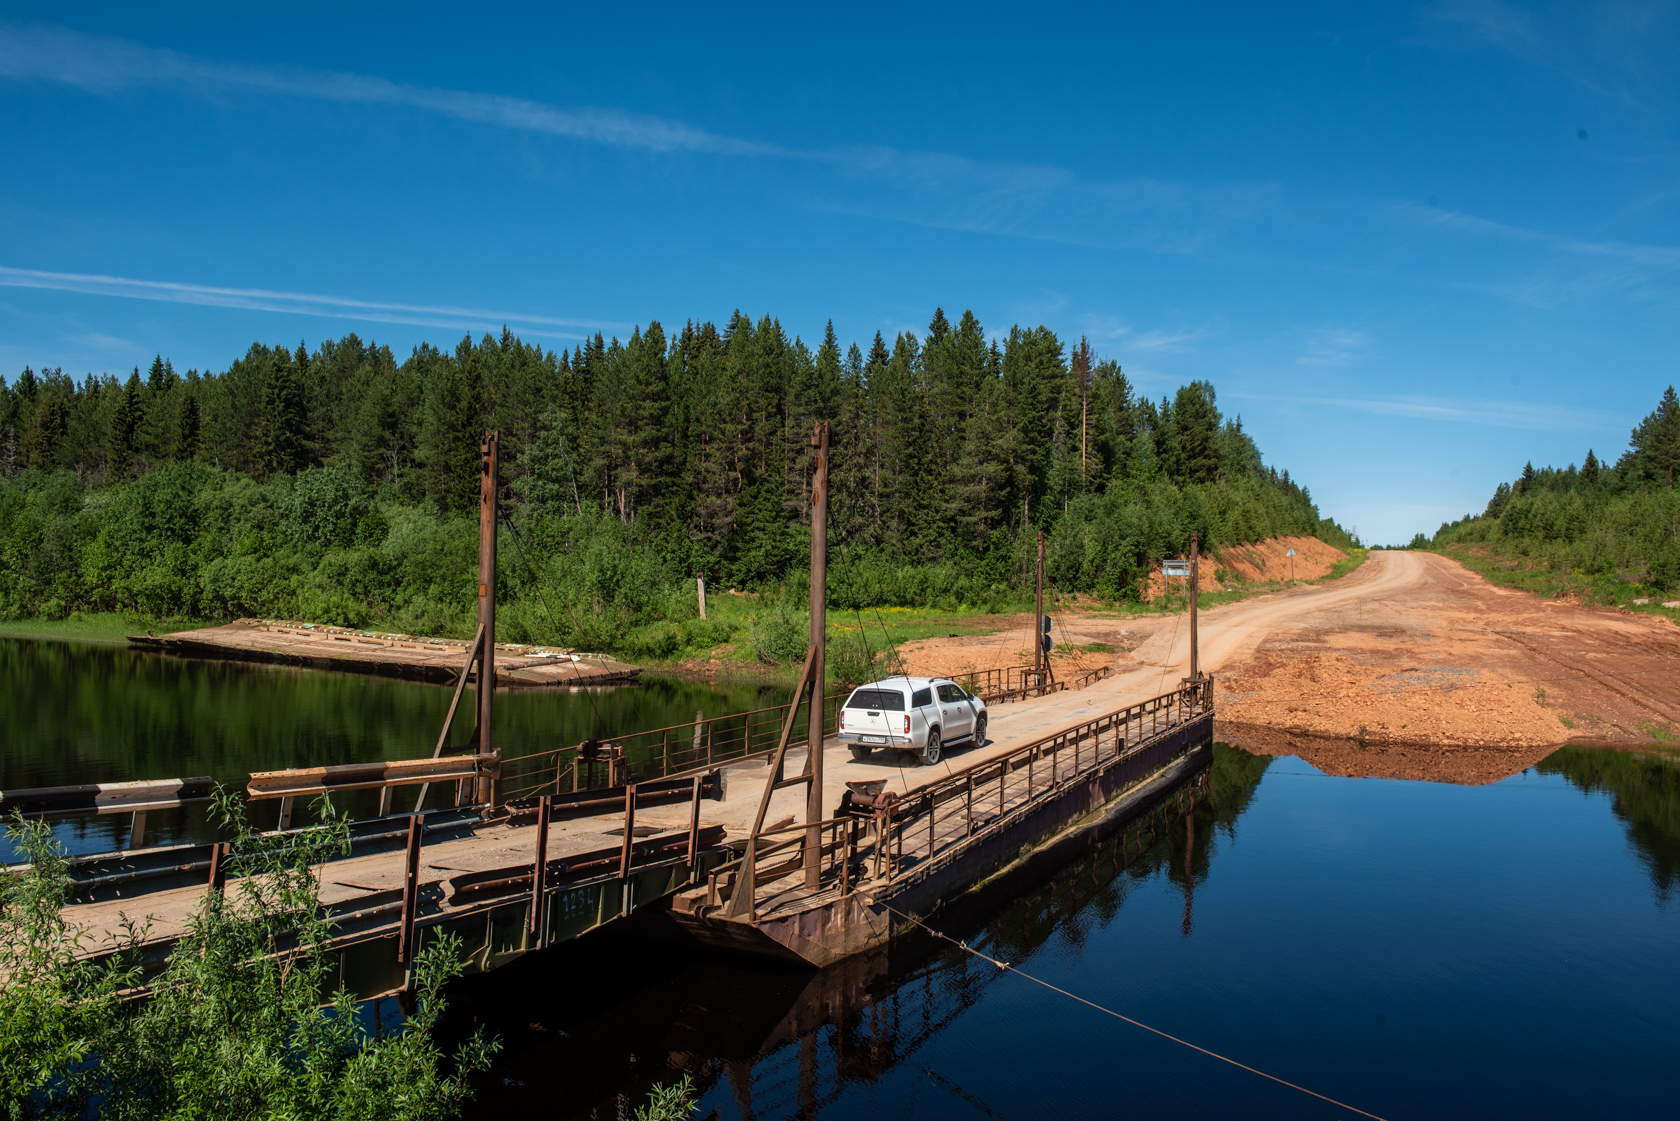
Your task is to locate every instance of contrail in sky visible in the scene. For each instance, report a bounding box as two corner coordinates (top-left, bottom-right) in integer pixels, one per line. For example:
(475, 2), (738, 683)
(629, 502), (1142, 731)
(0, 265), (623, 340)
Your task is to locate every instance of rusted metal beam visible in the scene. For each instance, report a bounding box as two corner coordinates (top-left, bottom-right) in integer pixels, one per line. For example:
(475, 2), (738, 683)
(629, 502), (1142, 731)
(477, 431), (499, 809)
(619, 785), (636, 879)
(397, 814), (423, 966)
(529, 794), (550, 937)
(415, 620), (485, 813)
(687, 775), (702, 867)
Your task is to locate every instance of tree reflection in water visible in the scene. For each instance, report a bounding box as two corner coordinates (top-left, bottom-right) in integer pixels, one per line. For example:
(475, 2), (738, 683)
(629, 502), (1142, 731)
(1536, 745), (1680, 902)
(456, 744), (1271, 1121)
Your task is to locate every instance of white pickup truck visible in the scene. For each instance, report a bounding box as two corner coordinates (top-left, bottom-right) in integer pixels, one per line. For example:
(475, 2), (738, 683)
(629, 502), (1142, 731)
(836, 676), (988, 766)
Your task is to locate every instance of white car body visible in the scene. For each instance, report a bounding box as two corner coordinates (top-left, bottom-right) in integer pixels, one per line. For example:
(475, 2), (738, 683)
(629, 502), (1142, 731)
(836, 676), (988, 766)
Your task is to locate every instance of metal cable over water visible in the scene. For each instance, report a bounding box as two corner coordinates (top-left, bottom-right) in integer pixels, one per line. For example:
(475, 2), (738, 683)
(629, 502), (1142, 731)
(854, 891), (1392, 1121)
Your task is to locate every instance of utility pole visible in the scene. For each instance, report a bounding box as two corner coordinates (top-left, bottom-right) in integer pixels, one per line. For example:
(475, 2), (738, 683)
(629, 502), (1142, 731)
(804, 422), (829, 890)
(1034, 529), (1045, 683)
(476, 430), (499, 806)
(1189, 530), (1200, 681)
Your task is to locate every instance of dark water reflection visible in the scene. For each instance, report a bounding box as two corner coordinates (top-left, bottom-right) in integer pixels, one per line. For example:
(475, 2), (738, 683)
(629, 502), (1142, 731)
(0, 637), (777, 858)
(452, 742), (1680, 1121)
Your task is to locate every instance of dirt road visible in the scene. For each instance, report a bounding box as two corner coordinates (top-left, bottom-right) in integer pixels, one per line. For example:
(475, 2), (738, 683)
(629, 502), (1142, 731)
(901, 550), (1680, 783)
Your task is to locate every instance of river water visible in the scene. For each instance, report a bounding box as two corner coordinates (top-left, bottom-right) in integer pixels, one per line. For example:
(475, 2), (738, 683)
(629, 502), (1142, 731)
(0, 637), (781, 858)
(451, 742), (1680, 1120)
(6, 637), (1678, 1117)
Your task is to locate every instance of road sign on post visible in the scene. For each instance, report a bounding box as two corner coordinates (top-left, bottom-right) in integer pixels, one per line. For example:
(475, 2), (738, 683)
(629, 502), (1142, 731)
(1286, 546), (1297, 581)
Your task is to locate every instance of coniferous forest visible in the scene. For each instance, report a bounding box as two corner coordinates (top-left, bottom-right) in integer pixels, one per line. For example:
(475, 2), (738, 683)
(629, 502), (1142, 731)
(0, 309), (1353, 657)
(1426, 385), (1680, 594)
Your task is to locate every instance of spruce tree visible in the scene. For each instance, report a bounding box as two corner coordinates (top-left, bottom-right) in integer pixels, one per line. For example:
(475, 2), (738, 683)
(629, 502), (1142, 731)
(105, 371), (142, 480)
(24, 393), (69, 472)
(1173, 381), (1222, 484)
(261, 347), (308, 477)
(1581, 449), (1600, 486)
(174, 378), (201, 462)
(1631, 385), (1679, 487)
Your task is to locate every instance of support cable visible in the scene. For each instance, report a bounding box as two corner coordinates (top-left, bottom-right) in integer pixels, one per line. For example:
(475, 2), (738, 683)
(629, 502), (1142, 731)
(855, 892), (1391, 1121)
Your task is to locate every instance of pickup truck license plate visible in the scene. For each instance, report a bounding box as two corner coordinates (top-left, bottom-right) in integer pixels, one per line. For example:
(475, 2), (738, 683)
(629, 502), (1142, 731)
(862, 735), (886, 743)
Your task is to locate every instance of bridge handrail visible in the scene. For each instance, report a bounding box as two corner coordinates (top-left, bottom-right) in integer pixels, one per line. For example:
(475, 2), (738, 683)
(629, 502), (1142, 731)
(0, 777), (215, 819)
(713, 675), (1213, 917)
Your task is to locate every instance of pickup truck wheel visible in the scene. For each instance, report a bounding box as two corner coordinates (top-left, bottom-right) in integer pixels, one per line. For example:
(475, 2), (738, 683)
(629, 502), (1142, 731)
(919, 729), (942, 766)
(848, 745), (872, 761)
(973, 714), (987, 747)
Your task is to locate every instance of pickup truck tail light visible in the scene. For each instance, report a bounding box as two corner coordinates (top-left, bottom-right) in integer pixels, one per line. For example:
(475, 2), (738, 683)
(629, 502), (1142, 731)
(838, 711), (845, 731)
(903, 715), (910, 734)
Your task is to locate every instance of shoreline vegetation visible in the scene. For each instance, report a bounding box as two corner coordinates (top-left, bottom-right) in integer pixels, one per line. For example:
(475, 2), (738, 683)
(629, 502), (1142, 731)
(1411, 385), (1679, 622)
(1, 310), (1354, 682)
(0, 545), (1370, 683)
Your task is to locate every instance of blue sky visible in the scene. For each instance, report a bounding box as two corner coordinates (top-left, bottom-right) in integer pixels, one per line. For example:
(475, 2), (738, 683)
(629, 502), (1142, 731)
(1, 2), (1677, 543)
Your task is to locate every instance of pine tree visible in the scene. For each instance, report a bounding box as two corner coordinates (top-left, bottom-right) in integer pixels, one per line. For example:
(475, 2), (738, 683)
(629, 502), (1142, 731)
(1072, 336), (1096, 491)
(1581, 448), (1601, 486)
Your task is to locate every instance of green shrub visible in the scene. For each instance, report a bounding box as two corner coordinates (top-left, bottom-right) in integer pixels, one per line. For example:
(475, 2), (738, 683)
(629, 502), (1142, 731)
(0, 796), (497, 1119)
(750, 598), (809, 665)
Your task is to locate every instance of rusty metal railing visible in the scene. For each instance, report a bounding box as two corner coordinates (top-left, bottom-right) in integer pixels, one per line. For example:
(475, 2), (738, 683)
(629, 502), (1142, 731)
(947, 662), (1114, 703)
(706, 676), (1213, 919)
(496, 692), (847, 804)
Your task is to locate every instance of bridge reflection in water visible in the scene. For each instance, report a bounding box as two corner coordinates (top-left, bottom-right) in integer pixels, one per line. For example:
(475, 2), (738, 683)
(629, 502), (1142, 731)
(448, 743), (1269, 1121)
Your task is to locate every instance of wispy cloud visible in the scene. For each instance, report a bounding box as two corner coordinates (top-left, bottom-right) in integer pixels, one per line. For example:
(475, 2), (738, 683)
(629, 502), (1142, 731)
(0, 266), (623, 339)
(1423, 0), (1678, 108)
(0, 20), (776, 156)
(7, 19), (1680, 314)
(1395, 202), (1680, 305)
(0, 20), (1272, 259)
(1297, 327), (1369, 366)
(1129, 328), (1204, 353)
(1305, 393), (1610, 431)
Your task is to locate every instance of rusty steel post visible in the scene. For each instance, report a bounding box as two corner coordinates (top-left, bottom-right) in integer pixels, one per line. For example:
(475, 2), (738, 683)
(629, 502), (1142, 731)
(1034, 529), (1045, 687)
(529, 795), (551, 936)
(1189, 530), (1200, 681)
(619, 784), (636, 878)
(687, 775), (702, 867)
(476, 431), (500, 808)
(840, 821), (853, 896)
(398, 814), (423, 965)
(804, 422), (829, 891)
(207, 841), (229, 892)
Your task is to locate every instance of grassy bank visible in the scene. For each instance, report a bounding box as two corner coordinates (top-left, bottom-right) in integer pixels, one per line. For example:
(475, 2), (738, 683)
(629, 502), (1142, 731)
(0, 612), (155, 644)
(1435, 543), (1679, 622)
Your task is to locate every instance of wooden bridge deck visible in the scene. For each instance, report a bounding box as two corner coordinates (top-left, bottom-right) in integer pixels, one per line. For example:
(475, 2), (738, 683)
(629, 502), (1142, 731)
(41, 669), (1211, 991)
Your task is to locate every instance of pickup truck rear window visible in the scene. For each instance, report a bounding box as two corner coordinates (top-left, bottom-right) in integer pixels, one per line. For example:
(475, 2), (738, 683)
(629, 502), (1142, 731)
(846, 689), (905, 711)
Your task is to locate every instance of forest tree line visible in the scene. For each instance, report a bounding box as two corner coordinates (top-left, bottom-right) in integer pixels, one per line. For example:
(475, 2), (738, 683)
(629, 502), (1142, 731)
(0, 309), (1353, 653)
(1426, 385), (1680, 592)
